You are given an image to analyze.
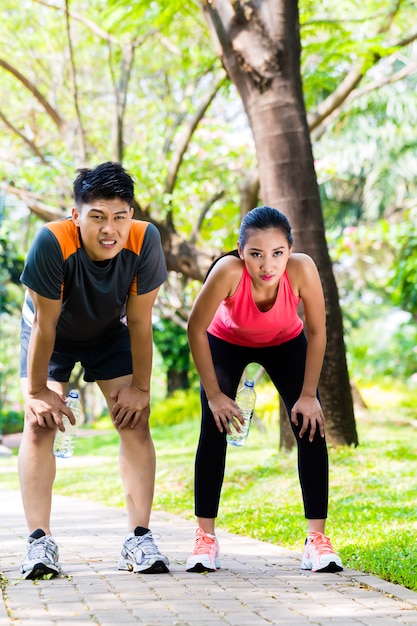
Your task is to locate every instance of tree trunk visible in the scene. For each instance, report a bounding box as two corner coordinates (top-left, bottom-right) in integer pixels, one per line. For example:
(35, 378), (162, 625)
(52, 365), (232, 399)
(167, 369), (189, 396)
(279, 398), (294, 450)
(201, 0), (358, 446)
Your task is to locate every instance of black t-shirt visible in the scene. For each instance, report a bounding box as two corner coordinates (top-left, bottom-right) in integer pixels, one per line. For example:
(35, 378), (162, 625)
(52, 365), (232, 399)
(20, 217), (167, 345)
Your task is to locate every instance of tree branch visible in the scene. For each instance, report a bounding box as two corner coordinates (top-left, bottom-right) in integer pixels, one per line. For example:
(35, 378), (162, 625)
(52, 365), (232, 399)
(34, 0), (159, 48)
(307, 62), (369, 132)
(311, 56), (417, 141)
(0, 111), (47, 164)
(0, 59), (65, 132)
(65, 0), (86, 165)
(0, 183), (66, 221)
(189, 189), (225, 244)
(308, 28), (417, 133)
(156, 304), (188, 331)
(33, 0), (120, 45)
(108, 42), (136, 163)
(164, 74), (227, 197)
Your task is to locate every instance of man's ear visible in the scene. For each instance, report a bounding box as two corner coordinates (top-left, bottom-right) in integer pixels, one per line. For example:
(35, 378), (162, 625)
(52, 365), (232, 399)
(72, 206), (80, 226)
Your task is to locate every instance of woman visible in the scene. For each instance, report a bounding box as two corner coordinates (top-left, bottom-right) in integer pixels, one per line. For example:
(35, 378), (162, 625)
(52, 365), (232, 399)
(186, 206), (343, 574)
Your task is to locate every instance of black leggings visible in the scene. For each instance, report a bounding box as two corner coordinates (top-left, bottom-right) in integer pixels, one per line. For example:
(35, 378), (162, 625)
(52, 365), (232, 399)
(194, 332), (328, 520)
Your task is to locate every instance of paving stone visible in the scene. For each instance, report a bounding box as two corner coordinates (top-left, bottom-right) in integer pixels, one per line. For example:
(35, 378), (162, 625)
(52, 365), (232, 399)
(1, 488), (417, 626)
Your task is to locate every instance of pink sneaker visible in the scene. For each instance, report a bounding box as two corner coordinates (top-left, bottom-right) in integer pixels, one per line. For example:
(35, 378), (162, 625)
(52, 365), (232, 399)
(186, 527), (220, 572)
(301, 531), (343, 572)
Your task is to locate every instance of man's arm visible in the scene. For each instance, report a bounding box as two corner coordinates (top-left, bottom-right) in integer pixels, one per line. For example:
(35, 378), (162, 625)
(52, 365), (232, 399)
(110, 287), (160, 429)
(24, 289), (72, 429)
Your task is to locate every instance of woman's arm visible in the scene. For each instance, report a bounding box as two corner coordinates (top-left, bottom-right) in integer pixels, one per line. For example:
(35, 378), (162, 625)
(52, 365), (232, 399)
(187, 257), (243, 433)
(288, 254), (327, 441)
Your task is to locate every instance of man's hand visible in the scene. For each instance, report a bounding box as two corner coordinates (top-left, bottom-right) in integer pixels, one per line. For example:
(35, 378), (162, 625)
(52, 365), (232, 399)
(110, 385), (151, 429)
(27, 387), (74, 431)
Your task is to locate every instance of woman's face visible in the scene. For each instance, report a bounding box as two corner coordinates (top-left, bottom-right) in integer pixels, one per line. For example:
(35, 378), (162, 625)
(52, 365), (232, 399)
(237, 227), (292, 287)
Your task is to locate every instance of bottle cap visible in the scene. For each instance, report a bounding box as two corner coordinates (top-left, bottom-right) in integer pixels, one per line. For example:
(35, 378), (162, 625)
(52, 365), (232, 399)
(244, 379), (254, 387)
(68, 389), (79, 398)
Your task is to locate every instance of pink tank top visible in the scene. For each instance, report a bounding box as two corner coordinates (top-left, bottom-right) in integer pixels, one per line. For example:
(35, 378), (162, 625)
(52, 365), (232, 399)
(207, 265), (303, 347)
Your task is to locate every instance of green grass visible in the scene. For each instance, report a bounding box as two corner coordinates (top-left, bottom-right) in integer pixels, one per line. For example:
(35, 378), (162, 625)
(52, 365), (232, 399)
(1, 383), (416, 591)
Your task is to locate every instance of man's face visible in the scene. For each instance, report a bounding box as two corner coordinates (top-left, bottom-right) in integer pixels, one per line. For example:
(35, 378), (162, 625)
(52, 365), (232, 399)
(72, 198), (134, 261)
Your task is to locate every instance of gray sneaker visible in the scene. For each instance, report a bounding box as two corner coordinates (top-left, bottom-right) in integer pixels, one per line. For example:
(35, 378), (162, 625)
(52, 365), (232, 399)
(20, 530), (61, 579)
(118, 530), (169, 574)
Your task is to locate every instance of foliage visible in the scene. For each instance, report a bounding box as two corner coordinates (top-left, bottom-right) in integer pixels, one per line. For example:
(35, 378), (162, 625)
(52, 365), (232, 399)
(0, 410), (23, 435)
(1, 1), (417, 439)
(0, 195), (27, 314)
(327, 215), (417, 384)
(0, 0), (248, 225)
(0, 313), (24, 419)
(150, 388), (201, 426)
(2, 381), (417, 591)
(347, 313), (417, 383)
(152, 318), (190, 376)
(328, 221), (394, 331)
(302, 1), (417, 228)
(389, 221), (417, 320)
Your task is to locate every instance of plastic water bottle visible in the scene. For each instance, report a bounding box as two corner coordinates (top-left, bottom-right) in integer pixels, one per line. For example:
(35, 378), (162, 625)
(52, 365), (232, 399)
(226, 379), (256, 447)
(53, 390), (81, 458)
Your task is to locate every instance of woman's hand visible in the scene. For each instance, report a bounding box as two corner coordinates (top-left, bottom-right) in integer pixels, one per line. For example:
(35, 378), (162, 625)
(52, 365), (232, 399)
(291, 396), (325, 442)
(208, 391), (243, 434)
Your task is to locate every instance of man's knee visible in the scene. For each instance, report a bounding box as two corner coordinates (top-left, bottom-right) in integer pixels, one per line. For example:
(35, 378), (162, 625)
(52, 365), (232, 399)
(117, 420), (152, 441)
(22, 413), (56, 444)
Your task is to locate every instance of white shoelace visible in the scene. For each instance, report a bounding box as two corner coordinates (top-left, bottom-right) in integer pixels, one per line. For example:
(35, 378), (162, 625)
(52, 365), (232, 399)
(27, 536), (57, 561)
(126, 532), (162, 556)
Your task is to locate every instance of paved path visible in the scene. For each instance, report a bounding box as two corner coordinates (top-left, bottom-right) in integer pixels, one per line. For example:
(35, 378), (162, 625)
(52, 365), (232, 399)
(1, 489), (417, 625)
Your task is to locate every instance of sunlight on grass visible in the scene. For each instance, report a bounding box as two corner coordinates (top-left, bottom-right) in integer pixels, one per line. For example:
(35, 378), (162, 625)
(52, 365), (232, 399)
(358, 381), (417, 412)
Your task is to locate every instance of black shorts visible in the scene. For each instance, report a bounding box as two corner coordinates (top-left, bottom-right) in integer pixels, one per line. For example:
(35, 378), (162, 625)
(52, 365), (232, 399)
(20, 320), (133, 383)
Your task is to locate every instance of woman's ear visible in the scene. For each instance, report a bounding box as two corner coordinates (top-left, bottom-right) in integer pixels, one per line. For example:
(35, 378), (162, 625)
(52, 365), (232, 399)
(237, 242), (244, 260)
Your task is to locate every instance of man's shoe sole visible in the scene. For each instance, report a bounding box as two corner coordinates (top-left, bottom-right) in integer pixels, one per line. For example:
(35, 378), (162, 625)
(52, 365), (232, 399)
(119, 558), (169, 574)
(21, 563), (60, 580)
(140, 560), (169, 574)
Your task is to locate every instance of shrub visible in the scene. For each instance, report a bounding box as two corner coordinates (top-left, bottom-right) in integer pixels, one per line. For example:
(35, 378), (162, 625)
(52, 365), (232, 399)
(150, 389), (201, 426)
(1, 410), (24, 435)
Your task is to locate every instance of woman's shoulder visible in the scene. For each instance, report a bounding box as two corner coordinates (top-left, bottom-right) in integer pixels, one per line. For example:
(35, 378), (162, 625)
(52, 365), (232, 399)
(208, 253), (243, 275)
(205, 253), (244, 297)
(287, 252), (316, 272)
(286, 253), (319, 295)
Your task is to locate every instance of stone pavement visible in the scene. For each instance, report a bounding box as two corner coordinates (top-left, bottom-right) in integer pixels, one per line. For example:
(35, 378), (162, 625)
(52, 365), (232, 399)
(1, 489), (417, 626)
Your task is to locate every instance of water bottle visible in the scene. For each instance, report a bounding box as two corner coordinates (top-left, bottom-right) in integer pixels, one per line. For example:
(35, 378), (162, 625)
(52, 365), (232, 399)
(53, 390), (81, 458)
(226, 379), (256, 447)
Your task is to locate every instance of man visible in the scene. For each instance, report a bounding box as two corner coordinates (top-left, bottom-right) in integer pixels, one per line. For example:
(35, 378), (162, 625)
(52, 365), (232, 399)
(18, 161), (169, 579)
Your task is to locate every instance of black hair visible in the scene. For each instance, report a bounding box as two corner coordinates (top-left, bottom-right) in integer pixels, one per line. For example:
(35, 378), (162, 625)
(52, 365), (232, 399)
(73, 161), (135, 206)
(238, 205), (293, 247)
(205, 206), (293, 281)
